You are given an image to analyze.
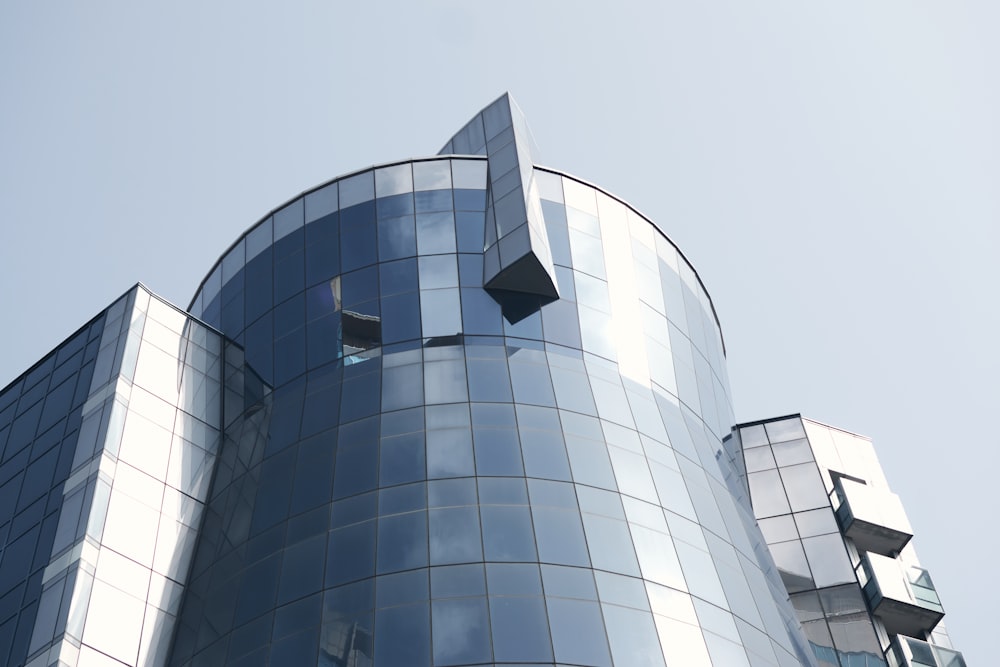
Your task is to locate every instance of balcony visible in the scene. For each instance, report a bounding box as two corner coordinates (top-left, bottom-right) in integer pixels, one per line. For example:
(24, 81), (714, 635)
(833, 477), (912, 556)
(890, 636), (966, 667)
(861, 554), (944, 637)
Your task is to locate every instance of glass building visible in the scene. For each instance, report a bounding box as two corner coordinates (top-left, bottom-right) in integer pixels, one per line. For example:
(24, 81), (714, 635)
(0, 94), (964, 667)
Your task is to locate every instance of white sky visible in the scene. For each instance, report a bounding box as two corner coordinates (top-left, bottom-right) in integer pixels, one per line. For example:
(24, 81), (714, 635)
(1, 2), (995, 662)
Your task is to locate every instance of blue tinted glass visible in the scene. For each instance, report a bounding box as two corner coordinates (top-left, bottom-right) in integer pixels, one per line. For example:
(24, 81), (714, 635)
(418, 255), (458, 289)
(582, 515), (641, 576)
(289, 435), (335, 514)
(300, 369), (341, 438)
(326, 521), (376, 586)
(427, 478), (476, 508)
(274, 249), (305, 304)
(454, 189), (487, 212)
(377, 215), (416, 261)
(416, 212), (456, 254)
(459, 287), (503, 335)
(456, 211), (486, 253)
(565, 435), (618, 489)
(234, 555), (281, 625)
(287, 506), (329, 545)
(542, 200), (572, 266)
(380, 292), (421, 344)
(277, 535), (326, 604)
(423, 358), (468, 404)
(379, 431), (424, 486)
(274, 294), (304, 338)
(376, 511), (428, 573)
(542, 299), (583, 348)
(306, 313), (340, 368)
(378, 484), (425, 516)
(331, 492), (377, 529)
(482, 506), (537, 562)
(229, 614), (271, 659)
(342, 265), (379, 307)
(377, 192), (414, 218)
(274, 328), (306, 385)
(527, 479), (578, 508)
(532, 507), (590, 567)
(251, 450), (296, 531)
(341, 201), (377, 272)
(381, 406), (423, 436)
(490, 597), (553, 662)
(379, 258), (417, 297)
(457, 253), (483, 287)
(375, 603), (429, 667)
(381, 363), (422, 412)
(414, 189), (452, 213)
(269, 626), (319, 665)
(509, 358), (556, 407)
(322, 584), (374, 663)
(333, 419), (379, 498)
(505, 309), (543, 339)
(305, 212), (340, 284)
(472, 428), (523, 476)
(375, 569), (428, 608)
(305, 281), (338, 321)
(547, 597), (612, 666)
(244, 313), (273, 383)
(466, 358), (513, 403)
(432, 597), (491, 665)
(339, 367), (381, 423)
(541, 564), (598, 600)
(221, 285), (245, 334)
(478, 477), (528, 504)
(431, 564), (486, 598)
(426, 429), (474, 479)
(429, 506), (482, 565)
(602, 604), (666, 667)
(519, 428), (572, 481)
(487, 563), (542, 595)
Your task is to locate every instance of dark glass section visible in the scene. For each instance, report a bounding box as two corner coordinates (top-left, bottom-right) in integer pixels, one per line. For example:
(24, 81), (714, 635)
(0, 316), (102, 667)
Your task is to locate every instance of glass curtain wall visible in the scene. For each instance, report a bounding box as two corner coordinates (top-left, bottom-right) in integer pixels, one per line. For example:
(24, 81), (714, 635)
(174, 153), (813, 666)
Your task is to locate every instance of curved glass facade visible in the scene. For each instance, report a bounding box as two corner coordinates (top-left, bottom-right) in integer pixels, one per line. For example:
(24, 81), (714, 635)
(170, 96), (814, 664)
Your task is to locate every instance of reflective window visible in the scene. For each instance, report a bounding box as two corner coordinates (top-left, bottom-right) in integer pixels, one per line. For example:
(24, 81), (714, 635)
(432, 597), (491, 665)
(547, 597), (612, 666)
(489, 596), (553, 663)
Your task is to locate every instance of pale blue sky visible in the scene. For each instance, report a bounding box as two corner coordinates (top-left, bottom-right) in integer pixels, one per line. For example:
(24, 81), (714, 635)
(2, 2), (995, 661)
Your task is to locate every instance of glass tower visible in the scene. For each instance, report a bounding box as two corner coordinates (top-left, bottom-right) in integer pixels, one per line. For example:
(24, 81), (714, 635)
(0, 94), (964, 667)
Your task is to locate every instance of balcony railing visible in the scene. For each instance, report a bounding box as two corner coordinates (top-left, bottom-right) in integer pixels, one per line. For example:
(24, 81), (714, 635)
(832, 477), (912, 556)
(889, 635), (966, 667)
(860, 554), (944, 637)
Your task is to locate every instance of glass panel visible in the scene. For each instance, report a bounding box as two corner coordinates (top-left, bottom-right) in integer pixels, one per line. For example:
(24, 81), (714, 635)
(432, 597), (491, 665)
(546, 597), (611, 666)
(602, 603), (666, 667)
(376, 511), (428, 573)
(413, 160), (452, 191)
(429, 506), (482, 565)
(747, 470), (791, 518)
(779, 463), (831, 512)
(340, 170), (375, 208)
(802, 534), (855, 587)
(489, 597), (553, 662)
(769, 540), (814, 593)
(416, 211), (456, 254)
(420, 289), (462, 338)
(532, 507), (589, 567)
(375, 163), (413, 197)
(375, 603), (429, 667)
(481, 506), (537, 561)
